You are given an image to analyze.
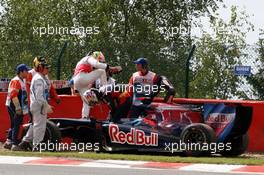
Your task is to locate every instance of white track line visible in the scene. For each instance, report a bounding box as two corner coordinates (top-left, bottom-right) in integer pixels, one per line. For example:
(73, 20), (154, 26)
(0, 155), (263, 174)
(179, 164), (244, 173)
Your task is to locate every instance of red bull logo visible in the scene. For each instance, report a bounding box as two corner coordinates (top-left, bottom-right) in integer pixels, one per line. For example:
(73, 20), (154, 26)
(109, 124), (158, 146)
(206, 113), (235, 135)
(207, 113), (235, 124)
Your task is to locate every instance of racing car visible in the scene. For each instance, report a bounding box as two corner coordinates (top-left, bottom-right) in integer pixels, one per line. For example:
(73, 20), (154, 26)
(32, 80), (253, 157)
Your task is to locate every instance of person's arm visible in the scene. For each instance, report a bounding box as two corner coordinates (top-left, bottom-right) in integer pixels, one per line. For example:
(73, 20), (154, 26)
(160, 76), (175, 103)
(32, 79), (53, 113)
(151, 74), (162, 98)
(32, 79), (47, 106)
(9, 80), (22, 114)
(149, 75), (175, 103)
(118, 76), (133, 103)
(26, 72), (32, 88)
(127, 76), (134, 96)
(49, 84), (61, 103)
(87, 56), (107, 69)
(46, 75), (61, 104)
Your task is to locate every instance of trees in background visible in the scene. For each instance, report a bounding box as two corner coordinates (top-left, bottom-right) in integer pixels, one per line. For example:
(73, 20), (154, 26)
(248, 36), (264, 99)
(3, 1), (262, 100)
(190, 6), (254, 99)
(0, 0), (222, 97)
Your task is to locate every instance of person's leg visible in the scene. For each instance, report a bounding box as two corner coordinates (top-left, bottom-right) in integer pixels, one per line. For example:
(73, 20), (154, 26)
(11, 113), (23, 145)
(32, 109), (47, 149)
(82, 102), (90, 119)
(86, 69), (107, 87)
(76, 85), (91, 119)
(19, 111), (34, 150)
(98, 70), (107, 87)
(130, 98), (152, 118)
(7, 107), (15, 142)
(130, 105), (145, 118)
(112, 97), (132, 122)
(28, 111), (33, 123)
(10, 111), (24, 151)
(3, 107), (15, 149)
(74, 70), (106, 119)
(80, 94), (91, 119)
(104, 94), (117, 116)
(77, 70), (107, 88)
(21, 112), (33, 142)
(22, 124), (33, 142)
(73, 70), (107, 119)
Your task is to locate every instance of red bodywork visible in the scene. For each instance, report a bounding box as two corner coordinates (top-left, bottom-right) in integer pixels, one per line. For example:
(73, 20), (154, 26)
(0, 93), (264, 152)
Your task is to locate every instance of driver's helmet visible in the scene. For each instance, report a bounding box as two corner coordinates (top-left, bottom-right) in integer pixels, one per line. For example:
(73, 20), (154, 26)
(92, 51), (105, 63)
(83, 89), (98, 106)
(33, 56), (50, 69)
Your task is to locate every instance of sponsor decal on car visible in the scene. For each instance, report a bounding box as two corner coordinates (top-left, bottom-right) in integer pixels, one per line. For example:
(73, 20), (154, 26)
(109, 124), (158, 146)
(207, 113), (235, 123)
(206, 113), (235, 128)
(205, 113), (235, 136)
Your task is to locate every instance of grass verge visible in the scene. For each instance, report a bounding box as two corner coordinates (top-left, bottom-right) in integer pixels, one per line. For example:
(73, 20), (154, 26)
(0, 149), (263, 165)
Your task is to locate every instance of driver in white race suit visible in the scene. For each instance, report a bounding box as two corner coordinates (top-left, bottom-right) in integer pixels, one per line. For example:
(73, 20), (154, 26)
(72, 51), (121, 119)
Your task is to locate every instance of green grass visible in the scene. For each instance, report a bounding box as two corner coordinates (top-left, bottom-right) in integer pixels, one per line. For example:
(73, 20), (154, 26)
(0, 150), (263, 165)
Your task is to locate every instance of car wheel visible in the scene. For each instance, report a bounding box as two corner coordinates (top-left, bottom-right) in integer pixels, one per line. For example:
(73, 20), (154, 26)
(43, 120), (61, 144)
(21, 120), (61, 151)
(220, 133), (249, 157)
(180, 123), (216, 156)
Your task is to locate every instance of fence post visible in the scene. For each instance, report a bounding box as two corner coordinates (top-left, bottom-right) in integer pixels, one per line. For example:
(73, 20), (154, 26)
(56, 41), (68, 80)
(185, 44), (196, 98)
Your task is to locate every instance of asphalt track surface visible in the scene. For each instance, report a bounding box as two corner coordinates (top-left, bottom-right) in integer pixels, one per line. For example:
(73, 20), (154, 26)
(0, 164), (257, 175)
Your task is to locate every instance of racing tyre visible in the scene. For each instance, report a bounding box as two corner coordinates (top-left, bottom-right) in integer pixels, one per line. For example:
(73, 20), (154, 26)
(180, 123), (216, 157)
(43, 120), (62, 144)
(220, 134), (249, 157)
(21, 120), (61, 151)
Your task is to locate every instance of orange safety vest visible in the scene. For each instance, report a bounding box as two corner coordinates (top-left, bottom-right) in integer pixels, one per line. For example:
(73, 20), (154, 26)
(5, 76), (29, 114)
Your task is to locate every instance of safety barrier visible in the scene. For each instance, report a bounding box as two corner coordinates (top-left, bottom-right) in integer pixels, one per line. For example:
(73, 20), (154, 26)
(0, 92), (263, 152)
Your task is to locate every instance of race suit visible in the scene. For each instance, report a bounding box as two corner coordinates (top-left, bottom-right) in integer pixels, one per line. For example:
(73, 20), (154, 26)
(22, 69), (59, 144)
(112, 71), (159, 122)
(5, 76), (29, 145)
(26, 69), (59, 101)
(73, 55), (108, 119)
(22, 72), (51, 145)
(129, 71), (159, 117)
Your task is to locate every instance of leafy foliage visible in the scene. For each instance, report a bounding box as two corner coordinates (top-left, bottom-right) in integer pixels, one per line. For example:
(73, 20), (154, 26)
(0, 0), (222, 97)
(248, 37), (264, 99)
(189, 6), (254, 99)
